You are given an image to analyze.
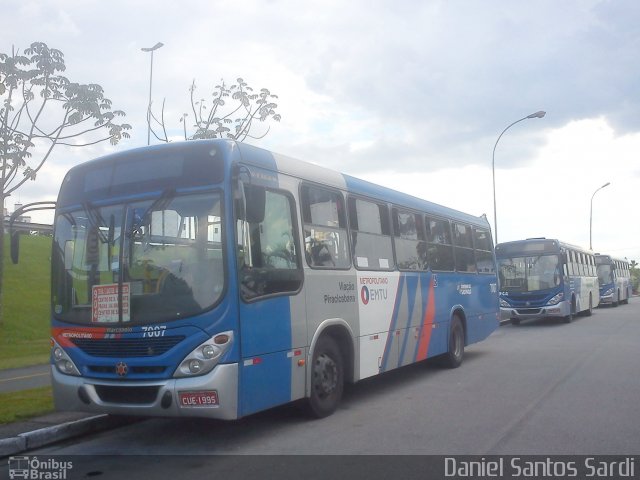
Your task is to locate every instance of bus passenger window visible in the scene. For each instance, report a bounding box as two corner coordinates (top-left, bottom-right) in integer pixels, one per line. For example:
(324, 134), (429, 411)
(453, 223), (476, 273)
(393, 209), (426, 271)
(301, 185), (350, 269)
(348, 197), (394, 271)
(473, 227), (495, 274)
(425, 217), (454, 271)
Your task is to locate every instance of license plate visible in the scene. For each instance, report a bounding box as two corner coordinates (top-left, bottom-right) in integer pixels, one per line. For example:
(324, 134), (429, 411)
(179, 390), (219, 407)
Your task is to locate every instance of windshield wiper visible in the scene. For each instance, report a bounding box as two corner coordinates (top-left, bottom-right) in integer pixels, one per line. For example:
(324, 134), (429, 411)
(82, 201), (112, 244)
(129, 188), (175, 237)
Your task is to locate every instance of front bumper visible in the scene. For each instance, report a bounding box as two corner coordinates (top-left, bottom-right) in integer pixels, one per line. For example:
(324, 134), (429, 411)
(51, 363), (239, 420)
(598, 293), (614, 304)
(500, 300), (570, 321)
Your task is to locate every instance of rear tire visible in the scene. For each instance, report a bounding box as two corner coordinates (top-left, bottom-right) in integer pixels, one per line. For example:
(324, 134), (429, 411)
(305, 336), (344, 418)
(583, 294), (593, 316)
(440, 315), (465, 368)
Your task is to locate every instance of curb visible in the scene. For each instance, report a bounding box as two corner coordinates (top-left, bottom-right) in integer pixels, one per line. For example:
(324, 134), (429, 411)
(0, 414), (131, 458)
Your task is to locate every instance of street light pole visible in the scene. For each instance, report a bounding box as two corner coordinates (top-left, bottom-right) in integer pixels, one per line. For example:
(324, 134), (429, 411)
(589, 182), (610, 250)
(141, 42), (164, 146)
(492, 110), (546, 244)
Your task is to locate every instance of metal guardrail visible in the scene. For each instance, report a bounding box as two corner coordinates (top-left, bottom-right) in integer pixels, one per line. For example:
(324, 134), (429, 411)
(6, 221), (53, 234)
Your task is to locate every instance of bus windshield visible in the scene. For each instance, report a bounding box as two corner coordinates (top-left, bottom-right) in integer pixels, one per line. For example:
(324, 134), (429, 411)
(596, 264), (614, 285)
(498, 254), (561, 292)
(52, 191), (224, 325)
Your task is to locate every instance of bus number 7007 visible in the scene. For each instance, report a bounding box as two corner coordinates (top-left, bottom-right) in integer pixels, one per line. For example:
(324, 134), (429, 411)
(141, 326), (166, 338)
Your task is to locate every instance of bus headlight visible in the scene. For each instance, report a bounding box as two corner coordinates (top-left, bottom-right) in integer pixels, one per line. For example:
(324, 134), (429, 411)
(499, 298), (511, 308)
(603, 287), (614, 297)
(174, 331), (234, 378)
(547, 292), (564, 305)
(51, 339), (81, 376)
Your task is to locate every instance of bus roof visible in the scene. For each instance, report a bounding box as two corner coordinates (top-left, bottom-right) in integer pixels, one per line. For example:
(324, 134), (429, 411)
(595, 253), (628, 264)
(495, 238), (594, 257)
(60, 140), (490, 228)
(235, 141), (489, 228)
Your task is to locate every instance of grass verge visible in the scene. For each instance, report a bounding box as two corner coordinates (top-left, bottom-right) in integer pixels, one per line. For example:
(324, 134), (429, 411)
(0, 386), (54, 424)
(1, 235), (52, 370)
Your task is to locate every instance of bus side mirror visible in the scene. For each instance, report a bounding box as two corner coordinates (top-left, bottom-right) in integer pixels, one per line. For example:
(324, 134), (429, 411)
(234, 179), (246, 220)
(8, 200), (57, 265)
(10, 231), (20, 264)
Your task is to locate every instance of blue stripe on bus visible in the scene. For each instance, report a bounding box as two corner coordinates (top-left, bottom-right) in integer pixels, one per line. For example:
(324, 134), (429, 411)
(381, 275), (404, 372)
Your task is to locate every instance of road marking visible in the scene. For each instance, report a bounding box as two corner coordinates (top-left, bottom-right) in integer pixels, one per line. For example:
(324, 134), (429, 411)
(0, 372), (49, 383)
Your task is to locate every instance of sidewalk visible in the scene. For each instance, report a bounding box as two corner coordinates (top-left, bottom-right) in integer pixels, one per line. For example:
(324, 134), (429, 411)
(0, 410), (132, 458)
(0, 364), (134, 457)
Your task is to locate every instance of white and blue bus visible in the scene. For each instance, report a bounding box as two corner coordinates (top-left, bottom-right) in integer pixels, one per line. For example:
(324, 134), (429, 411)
(496, 238), (600, 325)
(14, 140), (499, 420)
(595, 254), (632, 306)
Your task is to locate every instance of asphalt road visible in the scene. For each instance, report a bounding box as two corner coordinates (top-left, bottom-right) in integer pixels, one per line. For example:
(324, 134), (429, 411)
(3, 301), (639, 478)
(0, 364), (49, 394)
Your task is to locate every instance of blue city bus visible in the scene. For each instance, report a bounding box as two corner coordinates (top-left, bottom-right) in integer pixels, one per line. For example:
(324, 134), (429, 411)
(496, 238), (600, 325)
(16, 140), (499, 420)
(595, 254), (631, 306)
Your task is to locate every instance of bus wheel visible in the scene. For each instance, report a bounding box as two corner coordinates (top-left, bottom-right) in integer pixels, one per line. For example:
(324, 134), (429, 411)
(441, 315), (465, 368)
(563, 300), (575, 323)
(584, 294), (593, 316)
(613, 291), (620, 307)
(306, 336), (344, 418)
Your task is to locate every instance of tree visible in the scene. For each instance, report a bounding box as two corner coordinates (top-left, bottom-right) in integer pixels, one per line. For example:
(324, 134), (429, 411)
(149, 77), (281, 142)
(630, 260), (639, 294)
(0, 42), (131, 324)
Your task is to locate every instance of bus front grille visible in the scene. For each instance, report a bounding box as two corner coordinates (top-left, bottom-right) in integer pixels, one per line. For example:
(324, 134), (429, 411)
(88, 365), (167, 375)
(70, 336), (185, 358)
(94, 385), (160, 404)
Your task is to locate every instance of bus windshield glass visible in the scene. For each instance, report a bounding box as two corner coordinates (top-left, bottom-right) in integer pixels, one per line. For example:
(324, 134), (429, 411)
(498, 254), (561, 292)
(596, 264), (613, 285)
(52, 191), (224, 325)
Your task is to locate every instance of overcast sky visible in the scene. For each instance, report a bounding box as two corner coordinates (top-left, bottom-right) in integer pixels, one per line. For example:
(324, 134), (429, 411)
(4, 0), (640, 261)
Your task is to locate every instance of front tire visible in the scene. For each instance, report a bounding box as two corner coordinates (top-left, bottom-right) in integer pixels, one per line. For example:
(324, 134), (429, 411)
(306, 336), (344, 418)
(440, 315), (465, 368)
(612, 291), (620, 307)
(563, 299), (576, 323)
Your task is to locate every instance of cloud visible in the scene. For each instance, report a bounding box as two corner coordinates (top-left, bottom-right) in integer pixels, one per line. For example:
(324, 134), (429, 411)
(3, 0), (640, 260)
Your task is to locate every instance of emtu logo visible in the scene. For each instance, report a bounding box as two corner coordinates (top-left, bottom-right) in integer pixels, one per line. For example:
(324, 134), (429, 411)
(361, 286), (370, 305)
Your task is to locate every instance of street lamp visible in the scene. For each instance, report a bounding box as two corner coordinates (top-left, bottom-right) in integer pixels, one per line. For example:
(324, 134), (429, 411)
(492, 110), (546, 244)
(141, 42), (164, 145)
(589, 182), (610, 250)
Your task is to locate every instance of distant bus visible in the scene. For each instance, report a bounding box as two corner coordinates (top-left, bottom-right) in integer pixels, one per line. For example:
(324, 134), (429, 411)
(13, 140), (500, 420)
(496, 238), (600, 324)
(595, 254), (632, 306)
